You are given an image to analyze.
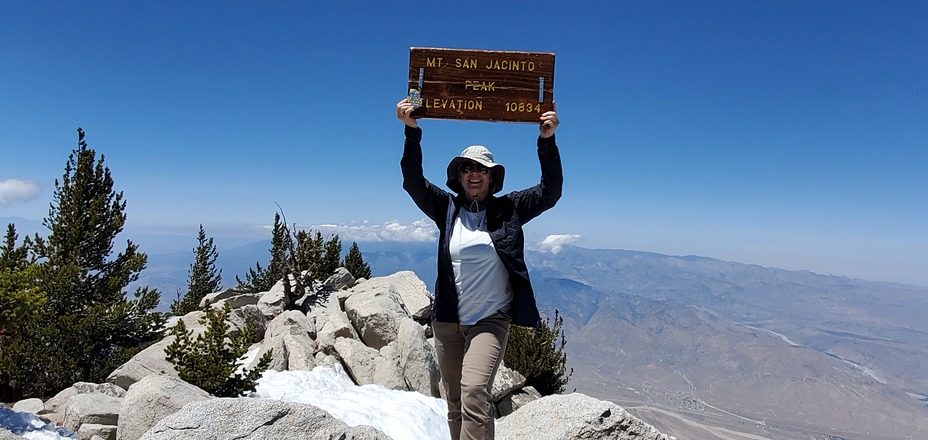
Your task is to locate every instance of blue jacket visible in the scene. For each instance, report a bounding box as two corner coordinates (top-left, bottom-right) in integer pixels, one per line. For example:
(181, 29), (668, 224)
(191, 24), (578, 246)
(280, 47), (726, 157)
(401, 125), (563, 327)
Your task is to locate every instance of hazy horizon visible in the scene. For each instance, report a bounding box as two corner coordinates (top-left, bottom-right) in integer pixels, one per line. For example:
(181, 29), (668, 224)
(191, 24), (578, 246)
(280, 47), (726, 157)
(3, 215), (924, 288)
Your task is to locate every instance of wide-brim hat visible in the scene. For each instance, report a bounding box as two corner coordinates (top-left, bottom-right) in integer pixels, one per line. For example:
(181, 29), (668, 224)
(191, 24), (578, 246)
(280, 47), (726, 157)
(446, 145), (505, 195)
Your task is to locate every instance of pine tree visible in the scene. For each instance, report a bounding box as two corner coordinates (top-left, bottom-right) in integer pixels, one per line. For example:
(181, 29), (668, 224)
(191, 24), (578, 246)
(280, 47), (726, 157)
(504, 309), (573, 396)
(165, 301), (272, 397)
(268, 213), (288, 282)
(6, 128), (165, 398)
(1, 224), (32, 271)
(0, 259), (45, 337)
(171, 225), (222, 316)
(293, 230), (314, 273)
(0, 224), (44, 334)
(320, 234), (342, 278)
(235, 261), (272, 294)
(342, 241), (371, 279)
(1, 224), (45, 400)
(268, 225), (322, 312)
(306, 231), (326, 281)
(235, 213), (287, 293)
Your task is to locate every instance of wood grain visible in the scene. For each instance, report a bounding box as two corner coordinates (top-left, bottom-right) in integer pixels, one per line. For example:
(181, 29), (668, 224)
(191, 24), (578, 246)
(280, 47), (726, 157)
(407, 47), (555, 123)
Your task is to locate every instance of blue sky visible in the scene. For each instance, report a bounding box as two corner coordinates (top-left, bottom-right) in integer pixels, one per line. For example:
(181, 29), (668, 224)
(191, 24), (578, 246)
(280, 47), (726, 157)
(2, 1), (926, 286)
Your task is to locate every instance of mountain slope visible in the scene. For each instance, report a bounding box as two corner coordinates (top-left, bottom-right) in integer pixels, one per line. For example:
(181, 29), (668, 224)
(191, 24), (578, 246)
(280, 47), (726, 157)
(528, 246), (928, 440)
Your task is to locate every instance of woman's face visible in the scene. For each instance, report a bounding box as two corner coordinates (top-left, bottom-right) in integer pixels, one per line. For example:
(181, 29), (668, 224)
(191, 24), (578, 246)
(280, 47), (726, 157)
(458, 161), (492, 202)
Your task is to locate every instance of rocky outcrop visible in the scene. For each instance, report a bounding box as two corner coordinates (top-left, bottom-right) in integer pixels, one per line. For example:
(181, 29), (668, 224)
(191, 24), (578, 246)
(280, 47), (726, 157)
(45, 382), (126, 415)
(497, 393), (674, 440)
(105, 338), (177, 391)
(116, 374), (211, 440)
(396, 317), (441, 396)
(10, 398), (43, 414)
(137, 398), (391, 440)
(497, 386), (541, 417)
(6, 269), (674, 440)
(60, 393), (121, 432)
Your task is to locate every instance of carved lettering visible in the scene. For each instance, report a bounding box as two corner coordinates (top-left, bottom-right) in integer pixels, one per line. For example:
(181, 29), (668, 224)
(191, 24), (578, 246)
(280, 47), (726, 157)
(464, 80), (496, 91)
(427, 57), (443, 67)
(455, 58), (478, 69)
(425, 98), (484, 111)
(484, 59), (535, 71)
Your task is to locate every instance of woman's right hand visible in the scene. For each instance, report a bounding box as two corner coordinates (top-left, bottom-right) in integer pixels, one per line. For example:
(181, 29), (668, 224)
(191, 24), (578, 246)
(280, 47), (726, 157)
(396, 98), (418, 128)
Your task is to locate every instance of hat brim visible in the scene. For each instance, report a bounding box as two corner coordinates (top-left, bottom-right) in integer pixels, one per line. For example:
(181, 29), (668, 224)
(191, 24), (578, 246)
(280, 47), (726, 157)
(446, 156), (505, 195)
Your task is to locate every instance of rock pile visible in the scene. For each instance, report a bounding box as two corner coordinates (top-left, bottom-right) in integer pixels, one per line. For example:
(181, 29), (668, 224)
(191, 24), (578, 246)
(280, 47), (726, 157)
(5, 269), (674, 440)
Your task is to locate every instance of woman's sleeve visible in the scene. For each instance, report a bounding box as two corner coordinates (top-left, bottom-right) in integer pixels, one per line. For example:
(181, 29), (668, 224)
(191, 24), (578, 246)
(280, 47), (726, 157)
(510, 134), (563, 223)
(401, 126), (450, 222)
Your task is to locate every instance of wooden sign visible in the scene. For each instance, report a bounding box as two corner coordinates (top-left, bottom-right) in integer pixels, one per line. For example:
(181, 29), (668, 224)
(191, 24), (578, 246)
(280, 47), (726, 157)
(407, 47), (555, 123)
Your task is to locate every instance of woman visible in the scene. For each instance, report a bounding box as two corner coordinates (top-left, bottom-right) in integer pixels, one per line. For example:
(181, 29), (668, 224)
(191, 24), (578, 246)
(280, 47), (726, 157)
(396, 98), (562, 440)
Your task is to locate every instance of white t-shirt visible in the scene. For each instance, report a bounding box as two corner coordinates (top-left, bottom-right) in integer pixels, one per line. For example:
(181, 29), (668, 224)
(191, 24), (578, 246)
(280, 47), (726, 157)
(449, 207), (513, 324)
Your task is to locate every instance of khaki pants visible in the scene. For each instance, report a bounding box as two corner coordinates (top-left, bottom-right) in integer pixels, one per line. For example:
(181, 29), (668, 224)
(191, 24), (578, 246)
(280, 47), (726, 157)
(433, 313), (510, 440)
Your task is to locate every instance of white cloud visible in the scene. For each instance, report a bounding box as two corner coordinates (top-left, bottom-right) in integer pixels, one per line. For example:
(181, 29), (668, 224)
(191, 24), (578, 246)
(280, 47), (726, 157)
(536, 234), (582, 254)
(297, 219), (438, 243)
(0, 179), (40, 205)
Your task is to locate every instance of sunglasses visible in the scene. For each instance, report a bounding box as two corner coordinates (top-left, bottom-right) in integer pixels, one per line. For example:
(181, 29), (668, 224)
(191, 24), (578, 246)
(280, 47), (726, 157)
(459, 162), (490, 175)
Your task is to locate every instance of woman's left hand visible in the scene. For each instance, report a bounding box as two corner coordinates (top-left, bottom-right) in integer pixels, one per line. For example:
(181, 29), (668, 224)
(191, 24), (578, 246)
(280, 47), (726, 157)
(539, 101), (559, 138)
